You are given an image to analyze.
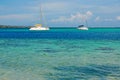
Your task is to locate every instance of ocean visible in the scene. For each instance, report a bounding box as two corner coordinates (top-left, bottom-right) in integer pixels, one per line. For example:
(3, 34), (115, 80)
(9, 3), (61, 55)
(0, 28), (120, 80)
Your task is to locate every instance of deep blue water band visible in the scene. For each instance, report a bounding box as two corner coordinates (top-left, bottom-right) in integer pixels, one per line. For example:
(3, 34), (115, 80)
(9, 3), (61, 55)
(0, 28), (120, 40)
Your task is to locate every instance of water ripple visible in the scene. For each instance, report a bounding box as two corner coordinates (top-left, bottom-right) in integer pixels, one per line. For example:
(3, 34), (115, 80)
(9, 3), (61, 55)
(46, 65), (120, 80)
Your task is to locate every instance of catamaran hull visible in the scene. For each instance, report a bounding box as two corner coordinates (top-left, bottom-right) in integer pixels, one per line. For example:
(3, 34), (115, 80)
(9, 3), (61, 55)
(78, 27), (88, 30)
(29, 27), (49, 30)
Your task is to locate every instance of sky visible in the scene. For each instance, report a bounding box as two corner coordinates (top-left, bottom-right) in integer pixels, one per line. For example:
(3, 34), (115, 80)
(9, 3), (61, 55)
(0, 0), (120, 27)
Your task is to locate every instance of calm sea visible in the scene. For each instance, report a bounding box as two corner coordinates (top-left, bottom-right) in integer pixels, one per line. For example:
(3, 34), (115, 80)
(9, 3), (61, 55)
(0, 28), (120, 80)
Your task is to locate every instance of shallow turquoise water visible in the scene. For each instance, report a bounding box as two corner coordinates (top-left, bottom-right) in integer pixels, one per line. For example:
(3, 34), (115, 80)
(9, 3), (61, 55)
(0, 28), (120, 80)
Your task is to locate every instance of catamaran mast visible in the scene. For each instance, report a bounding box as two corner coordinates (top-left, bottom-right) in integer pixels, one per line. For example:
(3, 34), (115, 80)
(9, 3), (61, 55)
(40, 4), (47, 27)
(40, 4), (43, 26)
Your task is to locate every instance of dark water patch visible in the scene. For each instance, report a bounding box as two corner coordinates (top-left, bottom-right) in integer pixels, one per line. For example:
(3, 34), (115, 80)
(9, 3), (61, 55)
(95, 47), (115, 51)
(35, 49), (60, 53)
(46, 65), (120, 80)
(28, 40), (53, 44)
(0, 57), (35, 71)
(0, 58), (7, 66)
(102, 52), (112, 54)
(0, 72), (5, 76)
(54, 66), (111, 76)
(65, 45), (85, 49)
(35, 47), (74, 53)
(0, 42), (29, 47)
(116, 53), (120, 55)
(46, 72), (87, 80)
(58, 43), (86, 50)
(93, 65), (120, 74)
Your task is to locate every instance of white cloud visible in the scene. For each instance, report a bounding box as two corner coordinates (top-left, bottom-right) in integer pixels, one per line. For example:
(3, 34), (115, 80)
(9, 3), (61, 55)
(116, 16), (120, 20)
(104, 19), (113, 21)
(51, 11), (93, 22)
(86, 11), (93, 16)
(95, 16), (114, 22)
(95, 16), (100, 21)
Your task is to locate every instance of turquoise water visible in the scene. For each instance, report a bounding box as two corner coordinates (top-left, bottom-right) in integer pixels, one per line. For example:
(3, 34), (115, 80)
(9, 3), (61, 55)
(0, 28), (120, 80)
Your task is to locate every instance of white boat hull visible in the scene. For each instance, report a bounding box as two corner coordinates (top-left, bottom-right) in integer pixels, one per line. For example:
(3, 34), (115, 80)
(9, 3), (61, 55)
(78, 27), (88, 30)
(29, 27), (49, 30)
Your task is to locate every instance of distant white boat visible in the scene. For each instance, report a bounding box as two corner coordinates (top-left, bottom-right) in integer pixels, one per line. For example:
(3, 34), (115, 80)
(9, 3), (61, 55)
(29, 24), (49, 30)
(29, 5), (49, 31)
(77, 15), (89, 30)
(78, 25), (88, 30)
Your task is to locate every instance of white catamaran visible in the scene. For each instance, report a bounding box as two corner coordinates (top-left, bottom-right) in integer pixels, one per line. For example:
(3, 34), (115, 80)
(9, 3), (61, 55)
(29, 5), (49, 30)
(77, 16), (89, 30)
(78, 25), (88, 30)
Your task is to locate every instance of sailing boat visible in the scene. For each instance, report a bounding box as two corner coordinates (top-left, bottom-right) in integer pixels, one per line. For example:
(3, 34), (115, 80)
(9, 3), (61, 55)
(78, 20), (88, 30)
(29, 5), (49, 30)
(77, 15), (89, 30)
(78, 25), (88, 30)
